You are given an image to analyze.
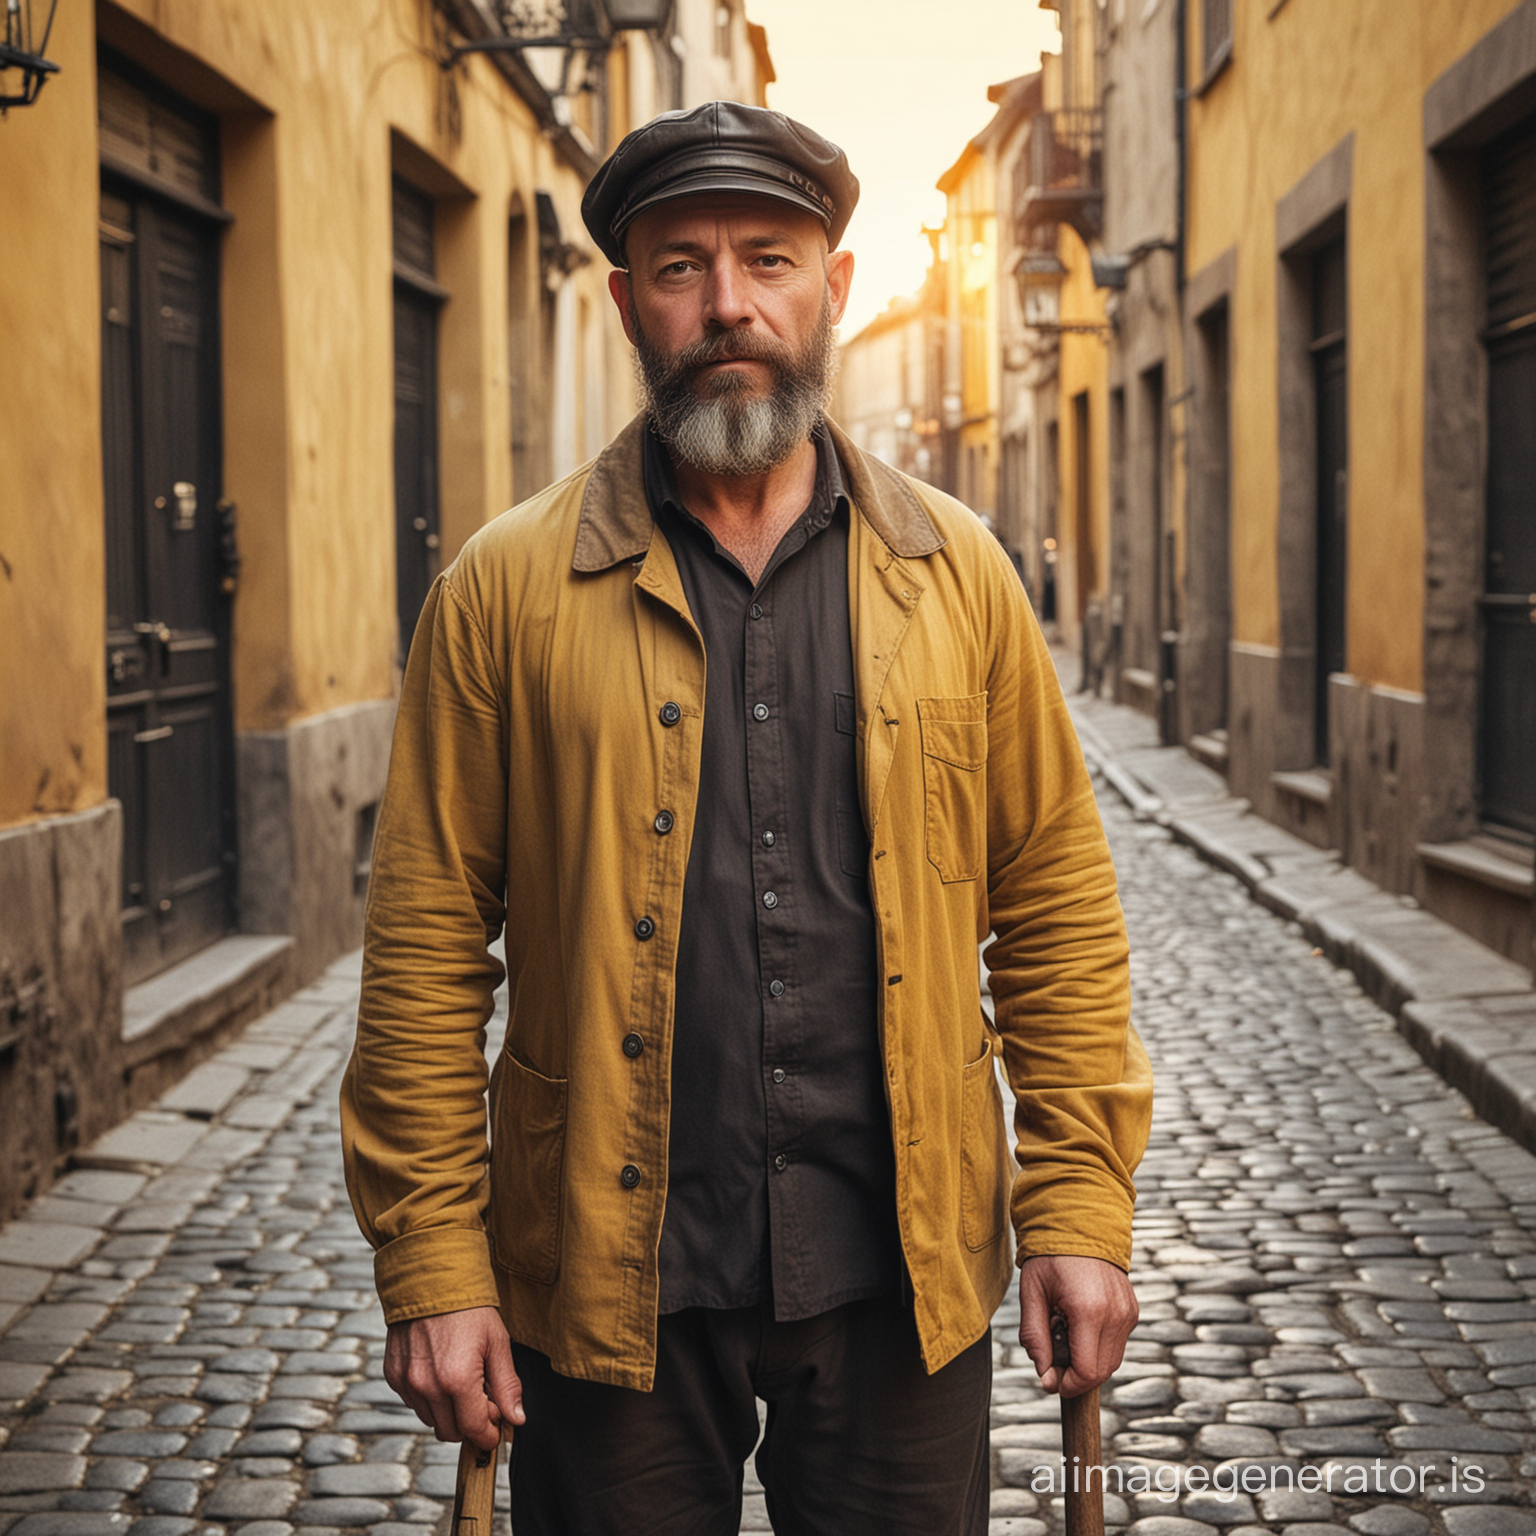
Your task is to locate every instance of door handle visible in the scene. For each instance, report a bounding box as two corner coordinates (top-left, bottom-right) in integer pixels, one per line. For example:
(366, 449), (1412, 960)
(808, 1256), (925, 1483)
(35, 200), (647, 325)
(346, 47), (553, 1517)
(172, 481), (197, 532)
(133, 621), (172, 645)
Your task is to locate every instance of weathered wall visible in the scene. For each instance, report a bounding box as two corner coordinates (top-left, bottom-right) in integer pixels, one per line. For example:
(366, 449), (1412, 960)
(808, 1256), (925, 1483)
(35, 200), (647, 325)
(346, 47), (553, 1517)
(1184, 0), (1529, 694)
(0, 0), (109, 830)
(0, 806), (122, 1224)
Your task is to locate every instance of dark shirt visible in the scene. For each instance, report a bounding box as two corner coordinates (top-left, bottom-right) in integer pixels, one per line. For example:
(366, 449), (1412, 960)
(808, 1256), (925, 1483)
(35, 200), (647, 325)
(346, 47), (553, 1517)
(645, 424), (902, 1319)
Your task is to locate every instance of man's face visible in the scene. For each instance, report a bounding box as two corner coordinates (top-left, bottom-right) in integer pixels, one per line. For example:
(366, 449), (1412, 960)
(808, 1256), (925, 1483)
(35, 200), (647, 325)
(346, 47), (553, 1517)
(609, 194), (855, 475)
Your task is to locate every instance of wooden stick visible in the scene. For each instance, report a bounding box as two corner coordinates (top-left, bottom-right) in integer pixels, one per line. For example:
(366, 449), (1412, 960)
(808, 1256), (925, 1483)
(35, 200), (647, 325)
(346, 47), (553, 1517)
(450, 1431), (505, 1536)
(1053, 1316), (1105, 1536)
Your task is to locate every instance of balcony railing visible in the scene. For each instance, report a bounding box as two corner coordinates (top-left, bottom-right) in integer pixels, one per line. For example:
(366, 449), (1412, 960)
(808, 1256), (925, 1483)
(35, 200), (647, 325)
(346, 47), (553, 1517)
(1014, 108), (1104, 244)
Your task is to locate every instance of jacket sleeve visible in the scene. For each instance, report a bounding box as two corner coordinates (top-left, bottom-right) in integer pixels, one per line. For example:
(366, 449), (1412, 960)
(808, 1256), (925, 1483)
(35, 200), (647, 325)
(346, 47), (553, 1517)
(340, 570), (510, 1323)
(980, 549), (1152, 1272)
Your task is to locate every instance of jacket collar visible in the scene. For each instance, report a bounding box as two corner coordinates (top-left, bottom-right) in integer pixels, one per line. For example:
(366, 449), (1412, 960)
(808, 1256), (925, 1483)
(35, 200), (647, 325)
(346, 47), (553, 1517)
(571, 412), (945, 573)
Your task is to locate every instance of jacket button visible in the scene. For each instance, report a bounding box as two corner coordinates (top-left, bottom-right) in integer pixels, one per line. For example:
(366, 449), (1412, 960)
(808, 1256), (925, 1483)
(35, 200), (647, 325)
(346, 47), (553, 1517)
(654, 810), (674, 834)
(659, 701), (681, 726)
(622, 1033), (644, 1058)
(750, 602), (763, 620)
(773, 1153), (788, 1172)
(761, 829), (776, 847)
(762, 891), (778, 910)
(772, 1067), (786, 1084)
(620, 1164), (641, 1188)
(769, 979), (785, 997)
(752, 702), (770, 721)
(634, 916), (655, 940)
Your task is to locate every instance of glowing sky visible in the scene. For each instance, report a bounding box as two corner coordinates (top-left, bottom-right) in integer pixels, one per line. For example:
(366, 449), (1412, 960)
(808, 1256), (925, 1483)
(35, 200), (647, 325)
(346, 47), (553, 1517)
(746, 0), (1063, 337)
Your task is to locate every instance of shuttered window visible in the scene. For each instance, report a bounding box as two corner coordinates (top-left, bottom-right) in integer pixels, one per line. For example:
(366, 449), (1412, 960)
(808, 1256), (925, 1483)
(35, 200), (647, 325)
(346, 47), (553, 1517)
(1479, 116), (1536, 837)
(391, 178), (443, 659)
(98, 66), (217, 203)
(392, 179), (436, 286)
(1485, 121), (1536, 335)
(1202, 0), (1233, 78)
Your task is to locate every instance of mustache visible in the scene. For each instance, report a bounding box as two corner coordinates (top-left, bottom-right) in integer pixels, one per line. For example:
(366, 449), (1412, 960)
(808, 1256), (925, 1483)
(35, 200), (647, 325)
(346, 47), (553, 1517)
(667, 329), (797, 374)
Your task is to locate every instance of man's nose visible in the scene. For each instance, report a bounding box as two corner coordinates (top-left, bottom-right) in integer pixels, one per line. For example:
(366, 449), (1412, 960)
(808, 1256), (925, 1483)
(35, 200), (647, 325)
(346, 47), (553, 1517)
(701, 260), (754, 328)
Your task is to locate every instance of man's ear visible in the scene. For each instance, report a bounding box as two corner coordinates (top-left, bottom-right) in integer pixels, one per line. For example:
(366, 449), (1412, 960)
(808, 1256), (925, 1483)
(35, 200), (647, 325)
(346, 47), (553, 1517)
(825, 248), (855, 327)
(608, 268), (640, 346)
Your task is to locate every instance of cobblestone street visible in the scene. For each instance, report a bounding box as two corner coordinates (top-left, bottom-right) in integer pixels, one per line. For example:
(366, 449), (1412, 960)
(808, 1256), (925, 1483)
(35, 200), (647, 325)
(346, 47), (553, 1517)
(0, 775), (1534, 1535)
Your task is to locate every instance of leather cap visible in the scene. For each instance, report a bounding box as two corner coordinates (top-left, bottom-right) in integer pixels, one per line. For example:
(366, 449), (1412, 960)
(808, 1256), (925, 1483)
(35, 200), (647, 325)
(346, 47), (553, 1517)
(582, 100), (859, 268)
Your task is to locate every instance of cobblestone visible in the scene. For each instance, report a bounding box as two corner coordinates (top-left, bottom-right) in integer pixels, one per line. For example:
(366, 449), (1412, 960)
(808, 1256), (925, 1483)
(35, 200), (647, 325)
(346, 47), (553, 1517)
(0, 754), (1526, 1533)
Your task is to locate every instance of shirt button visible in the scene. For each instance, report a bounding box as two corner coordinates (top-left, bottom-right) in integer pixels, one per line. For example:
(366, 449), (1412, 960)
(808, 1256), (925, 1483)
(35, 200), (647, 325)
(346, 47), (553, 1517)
(622, 1033), (644, 1058)
(634, 916), (655, 940)
(654, 810), (674, 835)
(772, 1068), (786, 1084)
(769, 979), (785, 997)
(659, 701), (681, 726)
(761, 830), (776, 847)
(750, 603), (763, 620)
(773, 1153), (788, 1172)
(620, 1164), (642, 1188)
(752, 702), (770, 721)
(762, 891), (778, 910)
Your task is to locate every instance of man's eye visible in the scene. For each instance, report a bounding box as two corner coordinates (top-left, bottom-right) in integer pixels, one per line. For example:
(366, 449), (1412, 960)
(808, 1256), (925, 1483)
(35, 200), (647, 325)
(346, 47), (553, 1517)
(756, 255), (787, 268)
(660, 261), (693, 277)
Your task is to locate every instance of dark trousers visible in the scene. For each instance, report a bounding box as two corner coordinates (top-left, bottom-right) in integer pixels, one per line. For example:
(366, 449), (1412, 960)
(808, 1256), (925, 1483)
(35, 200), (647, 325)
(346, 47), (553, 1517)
(507, 1295), (992, 1536)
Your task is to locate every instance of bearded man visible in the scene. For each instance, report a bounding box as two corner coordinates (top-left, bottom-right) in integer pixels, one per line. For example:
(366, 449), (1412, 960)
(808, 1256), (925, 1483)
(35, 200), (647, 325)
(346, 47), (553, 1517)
(342, 101), (1151, 1535)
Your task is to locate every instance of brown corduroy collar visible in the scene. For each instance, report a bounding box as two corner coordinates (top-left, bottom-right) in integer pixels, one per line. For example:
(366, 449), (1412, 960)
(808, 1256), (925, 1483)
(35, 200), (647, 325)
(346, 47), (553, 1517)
(571, 413), (945, 573)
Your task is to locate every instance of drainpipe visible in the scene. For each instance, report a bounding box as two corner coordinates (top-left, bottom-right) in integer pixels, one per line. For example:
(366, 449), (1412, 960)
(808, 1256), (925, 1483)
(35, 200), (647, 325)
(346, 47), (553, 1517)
(1175, 0), (1188, 297)
(1158, 0), (1191, 744)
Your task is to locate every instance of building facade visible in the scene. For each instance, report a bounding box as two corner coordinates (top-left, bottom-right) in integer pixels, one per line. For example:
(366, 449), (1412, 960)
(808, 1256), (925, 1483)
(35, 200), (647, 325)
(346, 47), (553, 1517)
(0, 0), (770, 1220)
(837, 0), (1535, 976)
(1177, 0), (1536, 970)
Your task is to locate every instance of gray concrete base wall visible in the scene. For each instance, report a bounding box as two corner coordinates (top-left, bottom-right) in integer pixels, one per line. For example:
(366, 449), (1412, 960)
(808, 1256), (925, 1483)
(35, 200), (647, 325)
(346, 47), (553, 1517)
(1227, 642), (1282, 822)
(237, 699), (396, 985)
(0, 804), (123, 1222)
(1328, 673), (1425, 895)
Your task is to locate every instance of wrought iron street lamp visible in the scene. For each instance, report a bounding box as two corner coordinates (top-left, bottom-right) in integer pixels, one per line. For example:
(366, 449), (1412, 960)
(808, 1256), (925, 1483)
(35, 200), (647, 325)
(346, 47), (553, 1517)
(444, 0), (674, 66)
(0, 0), (60, 112)
(1014, 249), (1065, 332)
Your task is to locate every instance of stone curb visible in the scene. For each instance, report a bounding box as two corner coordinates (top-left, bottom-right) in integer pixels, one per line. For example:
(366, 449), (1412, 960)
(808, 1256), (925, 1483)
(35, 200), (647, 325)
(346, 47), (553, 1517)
(1060, 668), (1536, 1160)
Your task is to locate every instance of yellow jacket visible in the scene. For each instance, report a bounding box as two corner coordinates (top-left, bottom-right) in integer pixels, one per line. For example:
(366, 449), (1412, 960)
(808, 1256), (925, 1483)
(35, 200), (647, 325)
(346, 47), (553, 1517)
(341, 415), (1151, 1390)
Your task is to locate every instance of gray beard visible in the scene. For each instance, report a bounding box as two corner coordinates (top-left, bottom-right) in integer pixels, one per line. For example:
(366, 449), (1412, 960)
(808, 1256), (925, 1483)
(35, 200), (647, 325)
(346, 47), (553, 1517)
(632, 296), (838, 476)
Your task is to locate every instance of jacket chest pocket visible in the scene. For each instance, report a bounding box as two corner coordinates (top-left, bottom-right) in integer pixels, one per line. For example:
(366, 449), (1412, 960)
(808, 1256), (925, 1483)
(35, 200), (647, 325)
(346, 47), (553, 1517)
(489, 1050), (568, 1284)
(918, 693), (988, 883)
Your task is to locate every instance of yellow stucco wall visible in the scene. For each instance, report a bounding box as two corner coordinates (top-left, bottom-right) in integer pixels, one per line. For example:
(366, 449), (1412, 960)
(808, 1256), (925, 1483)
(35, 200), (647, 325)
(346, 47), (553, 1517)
(1, 0), (631, 829)
(0, 0), (108, 825)
(1185, 0), (1527, 693)
(948, 143), (1000, 515)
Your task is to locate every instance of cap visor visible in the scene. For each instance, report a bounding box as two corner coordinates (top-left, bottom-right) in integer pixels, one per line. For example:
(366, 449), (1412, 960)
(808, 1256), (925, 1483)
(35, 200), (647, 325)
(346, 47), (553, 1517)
(618, 169), (832, 245)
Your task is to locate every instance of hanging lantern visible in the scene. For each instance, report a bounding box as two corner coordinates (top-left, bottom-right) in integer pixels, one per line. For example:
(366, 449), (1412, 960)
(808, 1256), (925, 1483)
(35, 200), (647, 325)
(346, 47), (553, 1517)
(0, 0), (60, 111)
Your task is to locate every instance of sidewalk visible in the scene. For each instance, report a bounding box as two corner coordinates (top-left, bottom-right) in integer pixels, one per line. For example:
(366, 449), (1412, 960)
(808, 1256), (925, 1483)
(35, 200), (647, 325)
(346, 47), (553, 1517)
(1058, 665), (1536, 1159)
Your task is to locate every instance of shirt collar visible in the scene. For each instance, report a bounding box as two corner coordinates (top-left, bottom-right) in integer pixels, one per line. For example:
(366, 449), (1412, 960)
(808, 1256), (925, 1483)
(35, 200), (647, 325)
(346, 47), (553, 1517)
(641, 419), (848, 540)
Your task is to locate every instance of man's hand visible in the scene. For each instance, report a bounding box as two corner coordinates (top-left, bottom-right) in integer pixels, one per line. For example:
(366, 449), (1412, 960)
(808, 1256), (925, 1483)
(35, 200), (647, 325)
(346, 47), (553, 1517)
(383, 1306), (525, 1450)
(1018, 1254), (1138, 1399)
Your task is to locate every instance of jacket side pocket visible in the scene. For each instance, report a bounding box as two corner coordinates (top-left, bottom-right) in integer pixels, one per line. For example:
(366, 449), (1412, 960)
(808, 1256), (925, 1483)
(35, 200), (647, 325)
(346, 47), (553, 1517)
(489, 1051), (568, 1284)
(918, 693), (988, 883)
(960, 1041), (1009, 1251)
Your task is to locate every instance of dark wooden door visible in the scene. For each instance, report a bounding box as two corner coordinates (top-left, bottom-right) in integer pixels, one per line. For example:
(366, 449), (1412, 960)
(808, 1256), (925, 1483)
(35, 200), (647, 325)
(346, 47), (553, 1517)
(1311, 237), (1348, 765)
(101, 179), (233, 985)
(392, 179), (442, 659)
(1480, 122), (1536, 838)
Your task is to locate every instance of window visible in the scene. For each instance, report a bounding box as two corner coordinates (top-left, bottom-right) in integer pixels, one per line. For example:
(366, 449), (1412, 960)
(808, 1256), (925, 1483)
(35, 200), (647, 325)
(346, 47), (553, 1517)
(1202, 0), (1233, 80)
